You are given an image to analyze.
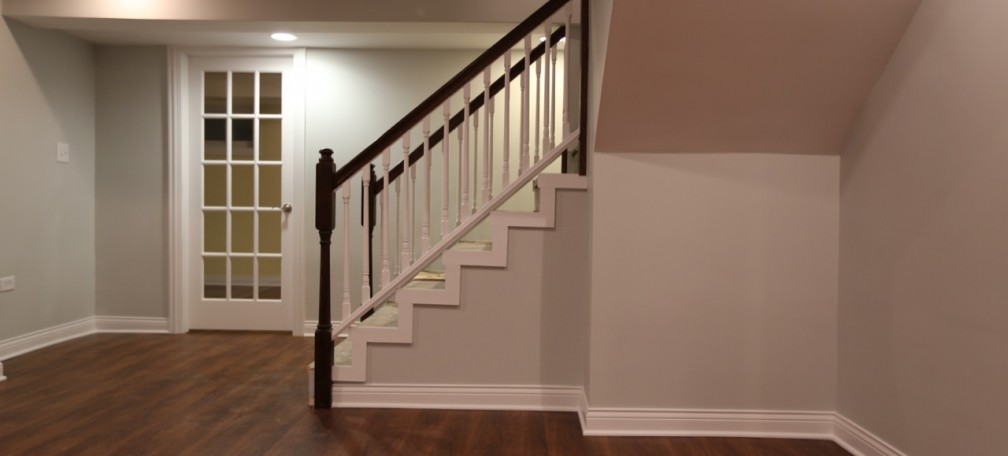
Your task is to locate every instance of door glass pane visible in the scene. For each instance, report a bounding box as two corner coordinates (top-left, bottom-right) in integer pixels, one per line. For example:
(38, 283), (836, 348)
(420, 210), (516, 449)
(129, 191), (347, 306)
(232, 257), (254, 299)
(232, 119), (255, 161)
(259, 211), (281, 253)
(260, 73), (282, 114)
(204, 257), (227, 298)
(260, 165), (281, 208)
(259, 257), (281, 300)
(204, 211), (226, 253)
(232, 212), (254, 253)
(260, 119), (281, 162)
(204, 72), (227, 114)
(204, 165), (227, 207)
(232, 165), (254, 207)
(232, 72), (255, 114)
(204, 118), (227, 160)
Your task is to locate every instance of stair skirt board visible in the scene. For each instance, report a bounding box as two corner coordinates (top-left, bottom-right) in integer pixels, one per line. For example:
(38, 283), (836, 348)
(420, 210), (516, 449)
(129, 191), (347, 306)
(329, 173), (589, 383)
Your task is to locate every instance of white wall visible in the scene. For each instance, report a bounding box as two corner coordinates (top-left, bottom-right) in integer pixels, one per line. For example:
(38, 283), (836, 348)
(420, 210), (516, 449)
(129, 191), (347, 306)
(838, 0), (1008, 454)
(0, 17), (95, 341)
(94, 46), (167, 318)
(588, 152), (839, 410)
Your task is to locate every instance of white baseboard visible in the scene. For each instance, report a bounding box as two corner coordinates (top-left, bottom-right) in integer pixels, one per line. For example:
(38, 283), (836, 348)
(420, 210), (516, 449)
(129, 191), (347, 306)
(331, 383), (584, 412)
(581, 406), (835, 439)
(0, 317), (96, 362)
(833, 414), (906, 456)
(303, 320), (317, 337)
(94, 316), (170, 334)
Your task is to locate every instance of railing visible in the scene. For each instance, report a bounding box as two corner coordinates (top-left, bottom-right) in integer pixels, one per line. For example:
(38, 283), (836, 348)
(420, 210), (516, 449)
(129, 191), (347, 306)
(315, 0), (587, 408)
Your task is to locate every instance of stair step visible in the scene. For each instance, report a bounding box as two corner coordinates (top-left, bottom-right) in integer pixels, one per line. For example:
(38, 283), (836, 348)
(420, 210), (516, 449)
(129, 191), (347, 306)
(452, 240), (492, 252)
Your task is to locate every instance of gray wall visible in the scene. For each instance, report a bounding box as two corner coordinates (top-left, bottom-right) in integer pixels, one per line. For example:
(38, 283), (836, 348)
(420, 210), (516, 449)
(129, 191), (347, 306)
(367, 189), (589, 386)
(588, 152), (839, 410)
(0, 18), (95, 340)
(838, 0), (1008, 454)
(94, 46), (167, 318)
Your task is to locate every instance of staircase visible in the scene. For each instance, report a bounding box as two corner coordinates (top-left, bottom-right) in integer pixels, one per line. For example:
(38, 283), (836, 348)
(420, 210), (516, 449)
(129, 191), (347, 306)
(311, 0), (588, 408)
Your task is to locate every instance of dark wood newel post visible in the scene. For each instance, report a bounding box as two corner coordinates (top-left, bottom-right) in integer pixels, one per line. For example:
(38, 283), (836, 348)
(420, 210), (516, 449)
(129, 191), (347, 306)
(314, 149), (336, 409)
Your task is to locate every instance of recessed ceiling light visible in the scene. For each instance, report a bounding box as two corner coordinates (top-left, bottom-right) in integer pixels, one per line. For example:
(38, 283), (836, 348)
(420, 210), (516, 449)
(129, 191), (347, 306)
(271, 33), (297, 42)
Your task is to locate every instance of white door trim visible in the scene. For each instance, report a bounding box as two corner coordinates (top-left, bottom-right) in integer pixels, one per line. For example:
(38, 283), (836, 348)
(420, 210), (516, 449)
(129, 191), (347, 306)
(168, 47), (306, 335)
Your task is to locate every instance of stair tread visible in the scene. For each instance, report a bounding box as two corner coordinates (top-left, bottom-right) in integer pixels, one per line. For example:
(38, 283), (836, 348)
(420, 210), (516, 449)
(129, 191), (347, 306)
(452, 240), (492, 252)
(412, 270), (446, 281)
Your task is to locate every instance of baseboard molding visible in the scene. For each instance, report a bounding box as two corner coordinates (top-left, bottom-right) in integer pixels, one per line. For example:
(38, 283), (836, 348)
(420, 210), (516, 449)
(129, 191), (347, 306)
(331, 383), (585, 412)
(94, 316), (170, 334)
(303, 320), (317, 337)
(581, 406), (835, 439)
(833, 414), (906, 456)
(0, 317), (95, 362)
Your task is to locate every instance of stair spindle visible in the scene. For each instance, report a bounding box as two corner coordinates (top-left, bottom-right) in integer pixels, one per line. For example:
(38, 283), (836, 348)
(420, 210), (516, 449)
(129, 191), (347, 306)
(400, 137), (411, 270)
(521, 35), (531, 175)
(482, 68), (491, 204)
(340, 182), (351, 322)
(563, 11), (572, 137)
(456, 124), (462, 227)
(361, 168), (371, 300)
(441, 102), (451, 237)
(550, 35), (559, 150)
(488, 80), (495, 200)
(502, 53), (511, 188)
(422, 117), (431, 253)
(544, 23), (553, 152)
(535, 42), (542, 165)
(462, 85), (471, 219)
(380, 148), (391, 286)
(472, 104), (479, 214)
(395, 179), (402, 276)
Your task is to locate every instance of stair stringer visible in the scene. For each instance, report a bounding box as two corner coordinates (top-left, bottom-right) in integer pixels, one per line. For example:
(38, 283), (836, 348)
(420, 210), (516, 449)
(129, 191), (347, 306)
(333, 173), (589, 382)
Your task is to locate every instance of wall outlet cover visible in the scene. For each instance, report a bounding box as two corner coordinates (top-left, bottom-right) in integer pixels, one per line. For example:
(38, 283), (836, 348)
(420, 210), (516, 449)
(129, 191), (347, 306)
(0, 276), (15, 292)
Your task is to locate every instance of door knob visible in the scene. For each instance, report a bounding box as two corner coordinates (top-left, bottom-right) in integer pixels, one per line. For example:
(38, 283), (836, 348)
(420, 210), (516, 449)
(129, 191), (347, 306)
(281, 203), (293, 214)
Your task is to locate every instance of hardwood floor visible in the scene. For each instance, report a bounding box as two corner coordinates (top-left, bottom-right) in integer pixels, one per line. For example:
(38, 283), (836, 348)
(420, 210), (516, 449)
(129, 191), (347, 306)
(0, 332), (851, 455)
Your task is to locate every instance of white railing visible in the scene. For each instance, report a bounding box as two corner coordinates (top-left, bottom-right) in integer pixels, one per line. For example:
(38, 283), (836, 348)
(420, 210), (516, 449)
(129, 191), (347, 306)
(314, 0), (583, 408)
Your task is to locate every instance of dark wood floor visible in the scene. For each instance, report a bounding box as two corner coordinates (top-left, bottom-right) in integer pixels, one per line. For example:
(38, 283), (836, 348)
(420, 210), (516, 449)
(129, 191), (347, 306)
(0, 332), (850, 455)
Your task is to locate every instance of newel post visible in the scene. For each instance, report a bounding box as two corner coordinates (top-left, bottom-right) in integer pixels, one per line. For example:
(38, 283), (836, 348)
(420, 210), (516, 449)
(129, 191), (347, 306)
(314, 149), (336, 409)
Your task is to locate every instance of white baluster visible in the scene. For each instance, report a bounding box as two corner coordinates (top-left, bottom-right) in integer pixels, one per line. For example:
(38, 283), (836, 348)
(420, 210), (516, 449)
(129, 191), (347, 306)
(550, 34), (559, 149)
(461, 84), (471, 220)
(483, 68), (491, 204)
(544, 23), (553, 152)
(395, 178), (402, 276)
(441, 102), (451, 237)
(564, 12), (572, 137)
(502, 53), (511, 187)
(456, 125), (462, 228)
(535, 39), (541, 165)
(488, 80), (495, 200)
(361, 168), (371, 300)
(472, 102), (479, 214)
(422, 117), (431, 253)
(341, 182), (351, 322)
(403, 136), (412, 267)
(521, 35), (531, 175)
(381, 148), (391, 286)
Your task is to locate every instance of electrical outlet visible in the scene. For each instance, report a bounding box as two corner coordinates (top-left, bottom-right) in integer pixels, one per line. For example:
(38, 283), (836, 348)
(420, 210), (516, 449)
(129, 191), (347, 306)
(0, 276), (14, 292)
(56, 142), (70, 163)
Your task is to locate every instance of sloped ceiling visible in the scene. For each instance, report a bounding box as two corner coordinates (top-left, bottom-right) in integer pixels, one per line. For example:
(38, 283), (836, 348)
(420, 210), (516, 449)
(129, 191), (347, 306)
(594, 0), (921, 154)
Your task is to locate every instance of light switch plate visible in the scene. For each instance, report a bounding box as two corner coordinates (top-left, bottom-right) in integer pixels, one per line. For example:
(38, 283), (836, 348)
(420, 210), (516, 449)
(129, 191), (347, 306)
(57, 142), (70, 163)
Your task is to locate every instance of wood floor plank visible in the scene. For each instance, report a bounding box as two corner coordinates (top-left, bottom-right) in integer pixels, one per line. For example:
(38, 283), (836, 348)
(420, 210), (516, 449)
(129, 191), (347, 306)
(0, 333), (852, 455)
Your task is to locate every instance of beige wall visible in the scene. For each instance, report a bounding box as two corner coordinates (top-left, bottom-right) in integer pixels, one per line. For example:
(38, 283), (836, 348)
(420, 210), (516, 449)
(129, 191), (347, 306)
(367, 189), (589, 385)
(94, 46), (167, 317)
(588, 152), (839, 410)
(837, 0), (1008, 454)
(0, 17), (95, 340)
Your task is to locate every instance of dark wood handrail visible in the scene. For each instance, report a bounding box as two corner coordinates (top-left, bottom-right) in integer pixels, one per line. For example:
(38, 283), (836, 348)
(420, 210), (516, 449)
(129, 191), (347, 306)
(331, 0), (571, 190)
(371, 25), (567, 195)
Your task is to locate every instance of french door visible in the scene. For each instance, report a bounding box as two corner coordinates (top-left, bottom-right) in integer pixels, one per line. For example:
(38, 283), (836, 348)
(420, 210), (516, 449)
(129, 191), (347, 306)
(186, 54), (298, 331)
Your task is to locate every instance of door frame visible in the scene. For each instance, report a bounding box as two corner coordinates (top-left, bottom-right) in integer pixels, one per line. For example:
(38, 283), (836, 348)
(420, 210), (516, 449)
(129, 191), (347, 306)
(168, 47), (307, 335)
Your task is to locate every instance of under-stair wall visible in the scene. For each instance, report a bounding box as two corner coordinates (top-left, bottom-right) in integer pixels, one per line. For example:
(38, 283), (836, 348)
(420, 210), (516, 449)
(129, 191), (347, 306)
(335, 185), (589, 402)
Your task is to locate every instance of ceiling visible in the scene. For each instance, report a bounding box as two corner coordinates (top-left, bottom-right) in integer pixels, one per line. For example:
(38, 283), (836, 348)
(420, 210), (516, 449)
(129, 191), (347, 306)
(1, 0), (542, 48)
(594, 0), (923, 155)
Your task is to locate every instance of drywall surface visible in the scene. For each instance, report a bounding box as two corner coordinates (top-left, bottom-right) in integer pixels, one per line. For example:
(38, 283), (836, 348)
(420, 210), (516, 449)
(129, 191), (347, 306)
(367, 189), (589, 386)
(94, 46), (168, 318)
(838, 0), (1008, 454)
(588, 152), (839, 410)
(0, 19), (95, 340)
